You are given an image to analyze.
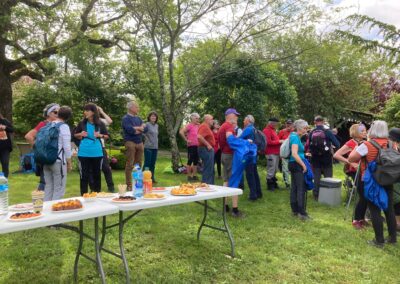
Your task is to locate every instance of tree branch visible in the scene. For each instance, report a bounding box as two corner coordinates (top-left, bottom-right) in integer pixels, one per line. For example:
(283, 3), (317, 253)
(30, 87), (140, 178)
(10, 68), (44, 83)
(19, 0), (66, 10)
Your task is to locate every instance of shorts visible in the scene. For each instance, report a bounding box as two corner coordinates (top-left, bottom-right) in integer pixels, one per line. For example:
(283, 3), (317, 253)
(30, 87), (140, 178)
(221, 153), (233, 182)
(187, 146), (199, 166)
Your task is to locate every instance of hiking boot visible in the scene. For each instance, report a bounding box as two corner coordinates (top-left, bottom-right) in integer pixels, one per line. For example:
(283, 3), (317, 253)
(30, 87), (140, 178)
(298, 213), (311, 221)
(367, 240), (384, 248)
(267, 179), (275, 191)
(385, 236), (397, 244)
(352, 220), (364, 230)
(231, 210), (245, 218)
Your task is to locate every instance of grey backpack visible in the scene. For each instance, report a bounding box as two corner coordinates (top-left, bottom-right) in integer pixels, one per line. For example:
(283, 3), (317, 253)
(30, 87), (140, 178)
(369, 140), (400, 186)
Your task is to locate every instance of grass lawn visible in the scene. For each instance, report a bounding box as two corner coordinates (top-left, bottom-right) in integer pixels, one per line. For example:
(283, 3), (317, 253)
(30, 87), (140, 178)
(0, 150), (399, 284)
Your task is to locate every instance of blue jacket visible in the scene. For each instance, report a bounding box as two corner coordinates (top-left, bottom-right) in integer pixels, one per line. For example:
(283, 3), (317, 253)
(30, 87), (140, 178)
(227, 135), (257, 188)
(303, 158), (314, 190)
(240, 124), (255, 141)
(363, 161), (388, 210)
(122, 114), (148, 143)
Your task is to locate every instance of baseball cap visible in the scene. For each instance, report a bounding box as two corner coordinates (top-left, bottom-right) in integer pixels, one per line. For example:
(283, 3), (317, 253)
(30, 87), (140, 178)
(314, 115), (324, 122)
(285, 119), (293, 124)
(268, 117), (279, 122)
(225, 108), (240, 116)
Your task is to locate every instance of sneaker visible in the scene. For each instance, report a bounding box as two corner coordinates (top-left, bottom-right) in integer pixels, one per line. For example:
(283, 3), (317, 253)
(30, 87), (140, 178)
(367, 240), (384, 248)
(298, 213), (311, 221)
(352, 220), (364, 230)
(359, 219), (370, 227)
(231, 210), (245, 218)
(385, 237), (397, 244)
(292, 211), (298, 217)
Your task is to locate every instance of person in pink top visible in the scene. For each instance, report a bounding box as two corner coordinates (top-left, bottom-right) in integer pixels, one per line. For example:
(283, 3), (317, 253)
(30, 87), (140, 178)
(179, 113), (200, 181)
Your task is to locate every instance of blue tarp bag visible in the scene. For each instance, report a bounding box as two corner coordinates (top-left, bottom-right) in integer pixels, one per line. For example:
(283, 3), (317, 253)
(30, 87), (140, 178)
(303, 158), (314, 190)
(33, 122), (63, 165)
(227, 135), (257, 188)
(363, 161), (388, 211)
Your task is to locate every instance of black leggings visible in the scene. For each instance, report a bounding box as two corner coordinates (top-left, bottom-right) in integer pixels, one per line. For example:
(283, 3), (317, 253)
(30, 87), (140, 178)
(0, 149), (10, 178)
(214, 149), (221, 177)
(368, 186), (397, 243)
(354, 180), (368, 221)
(79, 156), (103, 195)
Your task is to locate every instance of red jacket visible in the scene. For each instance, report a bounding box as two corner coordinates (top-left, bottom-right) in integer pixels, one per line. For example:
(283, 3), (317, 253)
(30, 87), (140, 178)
(263, 125), (281, 155)
(278, 128), (291, 140)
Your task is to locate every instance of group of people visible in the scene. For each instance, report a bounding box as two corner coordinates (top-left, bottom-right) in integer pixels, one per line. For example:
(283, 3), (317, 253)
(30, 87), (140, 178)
(19, 101), (159, 203)
(1, 101), (400, 247)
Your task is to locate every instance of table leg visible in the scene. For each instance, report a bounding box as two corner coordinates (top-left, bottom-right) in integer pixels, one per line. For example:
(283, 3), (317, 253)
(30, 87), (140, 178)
(221, 198), (235, 258)
(94, 217), (106, 284)
(197, 200), (208, 240)
(73, 221), (84, 283)
(119, 211), (130, 284)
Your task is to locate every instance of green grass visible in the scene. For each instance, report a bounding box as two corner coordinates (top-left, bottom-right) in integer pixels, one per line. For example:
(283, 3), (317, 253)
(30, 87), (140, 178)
(0, 151), (399, 284)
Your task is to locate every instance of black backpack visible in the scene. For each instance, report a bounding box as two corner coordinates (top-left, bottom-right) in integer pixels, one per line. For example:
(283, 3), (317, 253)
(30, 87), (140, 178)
(309, 129), (329, 156)
(253, 128), (267, 155)
(369, 140), (400, 186)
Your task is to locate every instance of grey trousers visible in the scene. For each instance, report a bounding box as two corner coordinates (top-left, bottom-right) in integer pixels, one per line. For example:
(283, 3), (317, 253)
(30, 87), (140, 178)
(266, 154), (280, 180)
(282, 158), (290, 186)
(44, 161), (67, 201)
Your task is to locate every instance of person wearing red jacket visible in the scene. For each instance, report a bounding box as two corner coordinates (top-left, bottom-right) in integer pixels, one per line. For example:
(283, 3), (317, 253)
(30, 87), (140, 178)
(263, 118), (283, 191)
(278, 119), (294, 189)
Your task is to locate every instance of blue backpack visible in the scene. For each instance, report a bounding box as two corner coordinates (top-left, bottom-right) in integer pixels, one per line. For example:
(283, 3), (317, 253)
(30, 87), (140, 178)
(34, 122), (64, 165)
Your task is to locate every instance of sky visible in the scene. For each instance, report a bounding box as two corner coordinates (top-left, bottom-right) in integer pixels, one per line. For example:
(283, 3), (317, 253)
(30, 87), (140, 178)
(321, 0), (400, 29)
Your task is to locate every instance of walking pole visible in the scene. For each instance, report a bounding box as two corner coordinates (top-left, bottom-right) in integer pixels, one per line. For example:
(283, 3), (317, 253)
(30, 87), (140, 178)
(346, 162), (361, 209)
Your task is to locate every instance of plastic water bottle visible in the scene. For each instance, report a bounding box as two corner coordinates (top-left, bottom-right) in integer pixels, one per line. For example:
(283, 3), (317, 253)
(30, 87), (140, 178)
(0, 172), (9, 215)
(133, 164), (143, 198)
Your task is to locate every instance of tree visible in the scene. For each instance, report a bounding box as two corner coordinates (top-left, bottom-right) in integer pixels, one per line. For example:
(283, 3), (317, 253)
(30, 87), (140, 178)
(253, 29), (389, 122)
(121, 0), (317, 170)
(0, 0), (126, 120)
(195, 55), (297, 126)
(336, 14), (400, 65)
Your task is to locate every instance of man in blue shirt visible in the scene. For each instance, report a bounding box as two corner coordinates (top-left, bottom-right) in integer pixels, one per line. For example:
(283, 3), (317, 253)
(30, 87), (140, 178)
(240, 115), (262, 201)
(306, 115), (340, 200)
(122, 101), (148, 189)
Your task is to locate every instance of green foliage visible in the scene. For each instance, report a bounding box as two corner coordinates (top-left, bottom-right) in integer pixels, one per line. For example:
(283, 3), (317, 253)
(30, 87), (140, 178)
(195, 56), (297, 127)
(380, 94), (400, 127)
(108, 149), (127, 170)
(336, 14), (400, 65)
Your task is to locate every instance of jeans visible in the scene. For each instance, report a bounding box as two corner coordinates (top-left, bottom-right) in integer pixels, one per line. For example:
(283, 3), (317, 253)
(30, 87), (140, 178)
(289, 162), (307, 215)
(79, 156), (103, 195)
(198, 147), (214, 184)
(312, 165), (333, 197)
(0, 149), (10, 178)
(143, 148), (158, 182)
(43, 161), (67, 201)
(124, 141), (144, 186)
(368, 186), (397, 243)
(245, 163), (262, 200)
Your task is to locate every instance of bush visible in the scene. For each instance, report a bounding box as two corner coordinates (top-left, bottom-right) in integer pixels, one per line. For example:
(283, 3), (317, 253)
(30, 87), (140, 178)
(108, 149), (126, 170)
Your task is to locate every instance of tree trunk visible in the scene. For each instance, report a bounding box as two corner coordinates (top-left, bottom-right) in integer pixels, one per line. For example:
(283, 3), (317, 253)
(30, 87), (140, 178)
(0, 67), (13, 121)
(168, 131), (181, 172)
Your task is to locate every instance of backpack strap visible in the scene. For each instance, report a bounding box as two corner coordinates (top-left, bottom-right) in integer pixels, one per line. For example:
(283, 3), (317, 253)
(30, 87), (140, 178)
(369, 139), (382, 150)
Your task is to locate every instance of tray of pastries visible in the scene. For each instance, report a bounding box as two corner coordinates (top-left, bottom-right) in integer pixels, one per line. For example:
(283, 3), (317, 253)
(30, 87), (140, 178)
(143, 193), (166, 200)
(52, 199), (83, 212)
(112, 196), (137, 203)
(171, 184), (197, 196)
(8, 211), (43, 222)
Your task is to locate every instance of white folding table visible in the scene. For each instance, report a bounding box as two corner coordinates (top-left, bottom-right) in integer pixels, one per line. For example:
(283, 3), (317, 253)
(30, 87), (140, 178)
(98, 185), (243, 284)
(0, 198), (119, 284)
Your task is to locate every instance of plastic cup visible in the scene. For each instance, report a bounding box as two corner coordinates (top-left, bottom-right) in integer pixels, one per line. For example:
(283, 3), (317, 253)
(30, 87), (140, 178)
(31, 190), (44, 213)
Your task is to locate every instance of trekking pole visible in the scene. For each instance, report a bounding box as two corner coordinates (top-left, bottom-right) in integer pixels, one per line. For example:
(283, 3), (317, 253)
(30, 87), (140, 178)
(346, 162), (361, 209)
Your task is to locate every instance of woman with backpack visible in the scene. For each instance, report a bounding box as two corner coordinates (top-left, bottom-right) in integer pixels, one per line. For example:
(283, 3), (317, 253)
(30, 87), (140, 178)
(289, 119), (311, 221)
(348, 120), (397, 247)
(74, 103), (109, 195)
(43, 106), (72, 201)
(333, 124), (368, 230)
(0, 112), (13, 178)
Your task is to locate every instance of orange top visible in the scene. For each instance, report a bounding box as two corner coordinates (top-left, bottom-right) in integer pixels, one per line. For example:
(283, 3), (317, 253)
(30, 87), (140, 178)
(198, 123), (215, 148)
(360, 138), (388, 176)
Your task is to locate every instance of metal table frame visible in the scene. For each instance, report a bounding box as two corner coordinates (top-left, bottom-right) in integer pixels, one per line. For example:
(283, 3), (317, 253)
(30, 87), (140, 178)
(99, 197), (235, 284)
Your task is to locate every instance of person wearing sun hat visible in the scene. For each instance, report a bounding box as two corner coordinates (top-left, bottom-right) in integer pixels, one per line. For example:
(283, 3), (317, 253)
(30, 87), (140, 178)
(219, 108), (244, 218)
